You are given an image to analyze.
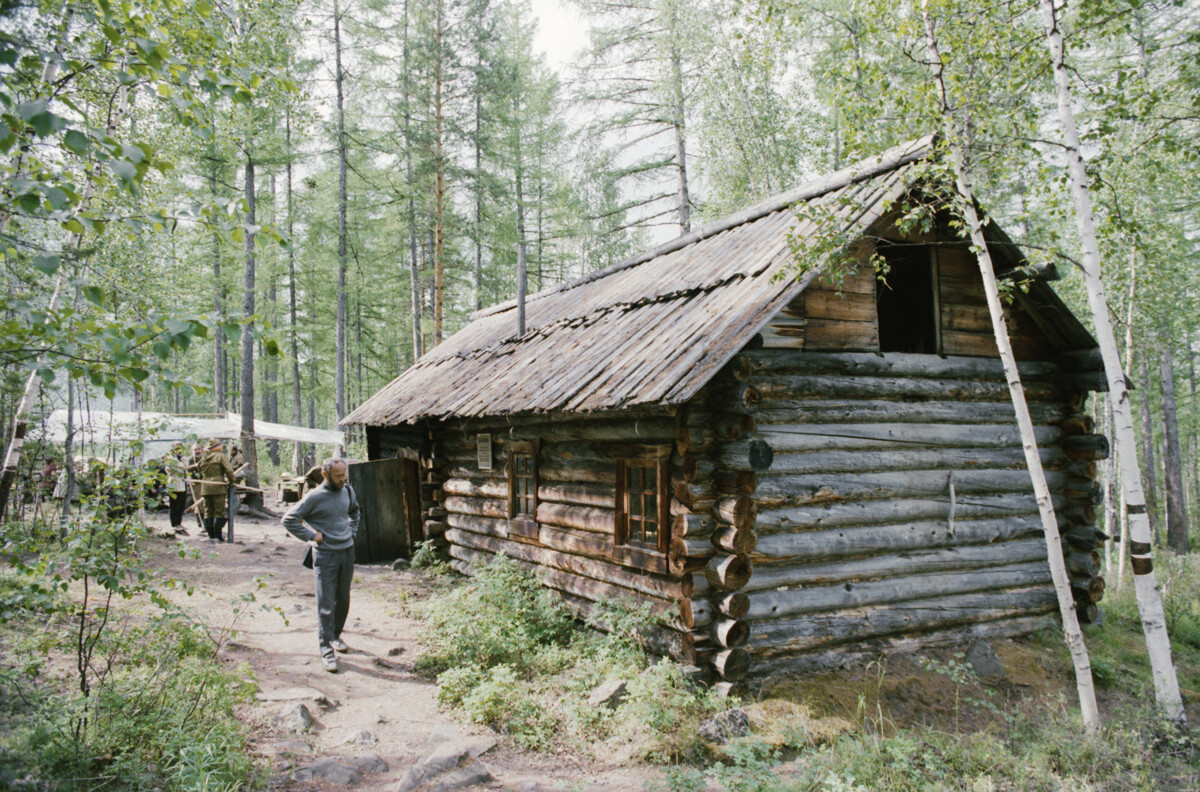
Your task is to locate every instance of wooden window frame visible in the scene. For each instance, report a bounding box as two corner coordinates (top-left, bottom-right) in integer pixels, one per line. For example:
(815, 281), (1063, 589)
(507, 439), (539, 541)
(614, 445), (671, 556)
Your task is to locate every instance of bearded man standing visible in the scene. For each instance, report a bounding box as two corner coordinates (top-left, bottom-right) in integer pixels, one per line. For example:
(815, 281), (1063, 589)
(281, 458), (360, 672)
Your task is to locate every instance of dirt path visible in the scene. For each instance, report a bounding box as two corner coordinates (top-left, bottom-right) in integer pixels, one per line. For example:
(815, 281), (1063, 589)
(149, 513), (654, 792)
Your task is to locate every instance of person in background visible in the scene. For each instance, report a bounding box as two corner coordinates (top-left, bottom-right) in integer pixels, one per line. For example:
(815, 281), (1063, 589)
(164, 444), (189, 536)
(197, 438), (237, 541)
(281, 458), (360, 673)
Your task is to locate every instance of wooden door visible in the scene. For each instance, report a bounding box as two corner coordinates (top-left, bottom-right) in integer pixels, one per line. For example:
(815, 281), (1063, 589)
(348, 458), (422, 563)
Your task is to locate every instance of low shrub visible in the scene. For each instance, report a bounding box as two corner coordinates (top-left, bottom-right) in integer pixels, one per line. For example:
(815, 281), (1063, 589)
(416, 554), (723, 760)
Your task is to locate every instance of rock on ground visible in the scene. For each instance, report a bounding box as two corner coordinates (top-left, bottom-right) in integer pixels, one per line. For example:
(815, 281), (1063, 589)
(965, 640), (1007, 684)
(588, 679), (628, 709)
(294, 758), (364, 786)
(699, 708), (751, 744)
(395, 742), (496, 792)
(274, 702), (315, 733)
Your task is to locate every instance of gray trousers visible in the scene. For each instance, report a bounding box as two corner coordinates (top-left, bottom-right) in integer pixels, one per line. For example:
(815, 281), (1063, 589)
(313, 545), (354, 658)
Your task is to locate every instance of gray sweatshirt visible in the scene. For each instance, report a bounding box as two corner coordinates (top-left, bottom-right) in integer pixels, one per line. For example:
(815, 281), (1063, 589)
(282, 483), (360, 551)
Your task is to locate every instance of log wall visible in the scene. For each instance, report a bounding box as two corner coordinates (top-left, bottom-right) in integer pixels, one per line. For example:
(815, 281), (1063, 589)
(709, 347), (1106, 677)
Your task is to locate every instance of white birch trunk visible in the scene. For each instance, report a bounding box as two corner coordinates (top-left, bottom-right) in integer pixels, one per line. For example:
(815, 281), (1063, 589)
(1118, 255), (1137, 590)
(1041, 0), (1184, 723)
(923, 5), (1100, 732)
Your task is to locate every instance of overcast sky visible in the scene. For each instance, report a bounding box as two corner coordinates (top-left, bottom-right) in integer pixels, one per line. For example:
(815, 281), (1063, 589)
(529, 0), (589, 68)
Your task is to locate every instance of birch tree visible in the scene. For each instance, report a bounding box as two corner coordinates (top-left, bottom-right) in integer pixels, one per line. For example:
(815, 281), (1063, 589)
(1039, 0), (1184, 723)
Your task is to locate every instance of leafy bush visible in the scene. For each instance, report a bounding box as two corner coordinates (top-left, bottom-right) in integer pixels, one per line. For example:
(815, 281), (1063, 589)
(416, 555), (723, 760)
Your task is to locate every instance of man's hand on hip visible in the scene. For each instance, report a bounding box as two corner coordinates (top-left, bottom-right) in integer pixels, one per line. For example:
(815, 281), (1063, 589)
(312, 531), (324, 544)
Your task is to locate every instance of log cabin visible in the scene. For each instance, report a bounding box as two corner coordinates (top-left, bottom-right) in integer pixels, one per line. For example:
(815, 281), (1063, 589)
(343, 135), (1110, 685)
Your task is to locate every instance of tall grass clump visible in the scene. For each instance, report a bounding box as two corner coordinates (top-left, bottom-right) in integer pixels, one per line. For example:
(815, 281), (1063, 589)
(416, 554), (723, 760)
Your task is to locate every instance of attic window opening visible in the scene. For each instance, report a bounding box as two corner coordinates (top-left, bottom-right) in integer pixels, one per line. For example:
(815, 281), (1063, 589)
(615, 450), (670, 555)
(876, 244), (938, 354)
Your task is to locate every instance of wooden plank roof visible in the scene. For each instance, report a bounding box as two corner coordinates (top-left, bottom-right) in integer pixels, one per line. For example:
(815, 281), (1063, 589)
(345, 135), (1082, 427)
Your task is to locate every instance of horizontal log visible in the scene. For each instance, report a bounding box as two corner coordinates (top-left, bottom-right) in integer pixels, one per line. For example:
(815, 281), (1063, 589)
(706, 554), (752, 590)
(755, 447), (1067, 478)
(1066, 551), (1101, 578)
(538, 482), (613, 509)
(713, 648), (751, 681)
(676, 427), (715, 456)
(714, 414), (757, 440)
(744, 560), (1051, 621)
(734, 350), (1061, 382)
(754, 493), (1062, 531)
(678, 455), (716, 483)
(746, 469), (1065, 507)
(442, 478), (508, 499)
(1059, 503), (1096, 526)
(674, 481), (715, 510)
(1062, 525), (1108, 552)
(671, 536), (717, 560)
(714, 440), (775, 472)
(680, 598), (714, 630)
(446, 528), (681, 603)
(755, 423), (1063, 453)
(751, 399), (1073, 427)
(1066, 460), (1097, 480)
(539, 457), (615, 485)
(536, 502), (615, 534)
(538, 524), (609, 558)
(446, 512), (508, 538)
(714, 470), (757, 496)
(715, 496), (754, 524)
(713, 525), (758, 555)
(717, 592), (750, 619)
(681, 571), (711, 599)
(733, 373), (1072, 405)
(1064, 479), (1102, 504)
(713, 619), (748, 649)
(1061, 434), (1110, 461)
(673, 513), (715, 538)
(1077, 601), (1100, 624)
(748, 589), (1057, 657)
(751, 616), (1052, 676)
(748, 536), (1049, 589)
(1060, 415), (1095, 435)
(1071, 575), (1105, 604)
(423, 520), (447, 537)
(444, 464), (506, 481)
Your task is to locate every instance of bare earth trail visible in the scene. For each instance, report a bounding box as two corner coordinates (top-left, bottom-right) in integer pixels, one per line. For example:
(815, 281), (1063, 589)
(147, 513), (652, 792)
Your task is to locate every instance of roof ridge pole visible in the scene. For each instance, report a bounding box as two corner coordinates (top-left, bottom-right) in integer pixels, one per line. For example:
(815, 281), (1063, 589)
(922, 2), (1100, 733)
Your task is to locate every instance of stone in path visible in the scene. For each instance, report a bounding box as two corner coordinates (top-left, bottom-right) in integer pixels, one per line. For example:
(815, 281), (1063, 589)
(344, 753), (389, 773)
(257, 686), (330, 707)
(394, 742), (495, 792)
(274, 703), (315, 733)
(293, 758), (363, 786)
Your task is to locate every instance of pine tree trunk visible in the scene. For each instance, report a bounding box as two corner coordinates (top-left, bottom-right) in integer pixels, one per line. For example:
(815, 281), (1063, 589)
(666, 3), (690, 234)
(402, 0), (422, 361)
(515, 123), (527, 336)
(1138, 359), (1160, 546)
(924, 5), (1099, 732)
(59, 375), (75, 536)
(211, 167), (226, 412)
(240, 151), (261, 508)
(334, 0), (348, 425)
(432, 0), (446, 346)
(286, 107), (303, 473)
(474, 85), (484, 313)
(1040, 0), (1184, 723)
(1160, 344), (1189, 553)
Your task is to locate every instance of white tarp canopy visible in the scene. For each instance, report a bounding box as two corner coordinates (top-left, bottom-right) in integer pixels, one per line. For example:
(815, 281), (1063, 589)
(41, 410), (343, 458)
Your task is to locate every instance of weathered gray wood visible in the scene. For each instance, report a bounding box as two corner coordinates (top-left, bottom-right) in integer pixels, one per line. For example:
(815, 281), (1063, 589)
(444, 494), (508, 519)
(748, 589), (1057, 656)
(712, 647), (751, 681)
(726, 374), (1072, 407)
(713, 525), (758, 555)
(536, 502), (615, 534)
(714, 470), (757, 495)
(1061, 434), (1110, 461)
(746, 537), (1048, 589)
(754, 423), (1063, 452)
(714, 440), (775, 471)
(753, 493), (1060, 532)
(735, 350), (1060, 382)
(676, 455), (717, 483)
(750, 616), (1052, 675)
(744, 560), (1051, 620)
(423, 520), (447, 537)
(446, 529), (681, 604)
(756, 447), (1067, 478)
(673, 481), (715, 510)
(680, 598), (714, 630)
(446, 511), (508, 538)
(676, 426), (715, 455)
(746, 399), (1073, 426)
(747, 469), (1066, 507)
(715, 496), (754, 524)
(539, 457), (615, 485)
(442, 477), (509, 499)
(713, 619), (748, 649)
(705, 554), (752, 590)
(717, 591), (750, 619)
(673, 513), (715, 538)
(681, 571), (712, 599)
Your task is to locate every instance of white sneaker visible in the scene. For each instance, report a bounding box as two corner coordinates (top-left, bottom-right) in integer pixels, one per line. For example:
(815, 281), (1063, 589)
(322, 655), (339, 673)
(330, 638), (349, 653)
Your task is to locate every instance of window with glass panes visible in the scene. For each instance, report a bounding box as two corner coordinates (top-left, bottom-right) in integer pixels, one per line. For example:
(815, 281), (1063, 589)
(616, 455), (669, 553)
(511, 454), (536, 517)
